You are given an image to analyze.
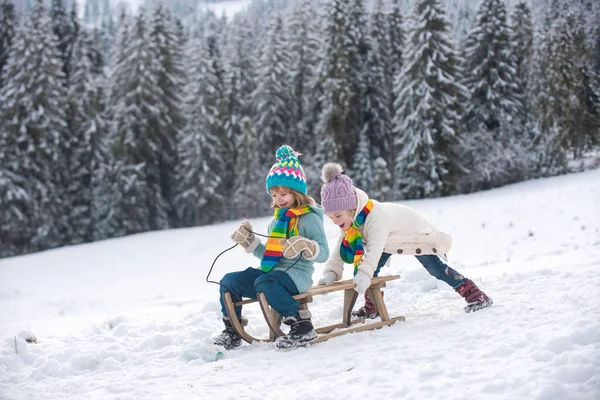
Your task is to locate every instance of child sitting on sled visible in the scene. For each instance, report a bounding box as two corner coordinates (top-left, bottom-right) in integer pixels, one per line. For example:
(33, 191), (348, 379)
(317, 163), (492, 316)
(213, 145), (330, 350)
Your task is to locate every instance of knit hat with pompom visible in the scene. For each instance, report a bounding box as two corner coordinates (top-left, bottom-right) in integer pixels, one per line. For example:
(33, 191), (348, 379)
(320, 163), (358, 214)
(265, 145), (307, 194)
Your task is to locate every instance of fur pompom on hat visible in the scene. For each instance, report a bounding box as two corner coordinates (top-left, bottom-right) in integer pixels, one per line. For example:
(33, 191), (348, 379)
(320, 163), (358, 214)
(265, 145), (307, 194)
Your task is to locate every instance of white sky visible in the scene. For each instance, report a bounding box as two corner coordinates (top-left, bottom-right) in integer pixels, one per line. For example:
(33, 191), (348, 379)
(1, 168), (599, 399)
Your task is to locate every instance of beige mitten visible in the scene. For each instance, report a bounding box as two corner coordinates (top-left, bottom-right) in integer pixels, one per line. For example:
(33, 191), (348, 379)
(231, 220), (257, 250)
(279, 236), (319, 260)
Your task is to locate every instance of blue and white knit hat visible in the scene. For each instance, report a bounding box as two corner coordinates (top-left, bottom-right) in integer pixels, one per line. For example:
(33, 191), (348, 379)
(265, 145), (307, 194)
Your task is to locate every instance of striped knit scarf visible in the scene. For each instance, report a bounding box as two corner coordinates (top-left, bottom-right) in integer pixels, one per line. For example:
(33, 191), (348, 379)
(261, 206), (312, 272)
(340, 200), (374, 276)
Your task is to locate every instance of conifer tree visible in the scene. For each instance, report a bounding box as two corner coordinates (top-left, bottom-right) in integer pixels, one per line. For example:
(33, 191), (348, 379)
(361, 0), (391, 161)
(351, 130), (372, 193)
(462, 0), (525, 189)
(528, 27), (567, 176)
(386, 0), (405, 195)
(51, 0), (78, 83)
(393, 0), (467, 198)
(0, 0), (16, 89)
(509, 2), (539, 177)
(546, 10), (600, 157)
(232, 124), (264, 218)
(287, 0), (321, 151)
(345, 0), (368, 165)
(99, 10), (116, 59)
(311, 133), (340, 203)
(388, 0), (405, 82)
(511, 2), (534, 121)
(148, 4), (185, 225)
(252, 13), (291, 162)
(222, 17), (264, 218)
(174, 26), (225, 226)
(67, 27), (111, 243)
(0, 0), (68, 253)
(371, 157), (392, 201)
(314, 0), (354, 165)
(109, 10), (170, 234)
(203, 13), (230, 222)
(594, 22), (600, 76)
(89, 26), (104, 75)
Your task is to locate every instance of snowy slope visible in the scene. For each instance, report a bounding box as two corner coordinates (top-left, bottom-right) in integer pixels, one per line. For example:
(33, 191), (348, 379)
(1, 169), (599, 399)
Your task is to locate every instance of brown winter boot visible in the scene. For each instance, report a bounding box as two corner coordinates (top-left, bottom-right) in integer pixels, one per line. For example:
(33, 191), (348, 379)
(352, 291), (382, 319)
(456, 280), (493, 313)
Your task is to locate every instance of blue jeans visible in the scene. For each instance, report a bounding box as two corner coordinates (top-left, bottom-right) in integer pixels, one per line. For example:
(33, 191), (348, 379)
(219, 267), (300, 319)
(373, 253), (467, 289)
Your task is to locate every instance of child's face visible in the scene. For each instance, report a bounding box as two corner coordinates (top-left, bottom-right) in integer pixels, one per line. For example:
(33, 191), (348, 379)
(270, 187), (295, 209)
(327, 210), (354, 231)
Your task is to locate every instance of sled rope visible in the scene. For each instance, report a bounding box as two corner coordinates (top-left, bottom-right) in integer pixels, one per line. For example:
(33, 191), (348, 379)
(205, 230), (304, 295)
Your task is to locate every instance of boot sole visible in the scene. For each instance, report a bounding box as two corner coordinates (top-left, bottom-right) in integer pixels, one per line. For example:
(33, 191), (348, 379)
(213, 339), (242, 350)
(464, 298), (494, 313)
(275, 331), (318, 349)
(351, 312), (379, 319)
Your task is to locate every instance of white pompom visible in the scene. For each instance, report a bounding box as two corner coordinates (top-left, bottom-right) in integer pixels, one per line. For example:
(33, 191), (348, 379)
(321, 163), (343, 183)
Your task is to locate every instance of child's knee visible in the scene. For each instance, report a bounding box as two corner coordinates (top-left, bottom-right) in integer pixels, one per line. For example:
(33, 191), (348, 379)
(253, 274), (271, 291)
(220, 271), (241, 291)
(221, 267), (254, 287)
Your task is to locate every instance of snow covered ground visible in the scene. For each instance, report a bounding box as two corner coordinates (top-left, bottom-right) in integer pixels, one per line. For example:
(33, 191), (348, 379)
(1, 169), (599, 400)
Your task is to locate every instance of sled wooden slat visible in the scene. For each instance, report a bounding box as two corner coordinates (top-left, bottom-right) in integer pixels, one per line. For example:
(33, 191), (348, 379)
(258, 292), (286, 339)
(224, 275), (404, 345)
(306, 317), (406, 346)
(222, 292), (272, 343)
(235, 298), (260, 306)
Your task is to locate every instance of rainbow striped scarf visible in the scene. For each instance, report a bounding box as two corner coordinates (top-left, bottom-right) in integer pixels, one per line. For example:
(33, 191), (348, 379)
(340, 200), (374, 276)
(261, 206), (312, 272)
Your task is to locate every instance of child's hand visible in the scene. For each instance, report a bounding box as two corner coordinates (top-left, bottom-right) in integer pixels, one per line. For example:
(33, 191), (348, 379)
(279, 236), (319, 259)
(318, 271), (336, 285)
(231, 220), (256, 249)
(353, 270), (371, 294)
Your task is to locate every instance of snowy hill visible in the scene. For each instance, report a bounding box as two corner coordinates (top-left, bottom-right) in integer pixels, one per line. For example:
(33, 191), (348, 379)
(1, 169), (599, 399)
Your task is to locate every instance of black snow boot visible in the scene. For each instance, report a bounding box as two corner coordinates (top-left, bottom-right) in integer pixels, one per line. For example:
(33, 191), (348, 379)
(275, 310), (317, 349)
(213, 316), (246, 350)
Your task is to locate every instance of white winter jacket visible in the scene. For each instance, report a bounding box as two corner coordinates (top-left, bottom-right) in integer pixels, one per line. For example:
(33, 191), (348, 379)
(323, 188), (453, 280)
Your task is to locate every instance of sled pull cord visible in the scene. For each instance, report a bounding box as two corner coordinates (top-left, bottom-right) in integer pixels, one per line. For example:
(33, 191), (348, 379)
(205, 230), (304, 294)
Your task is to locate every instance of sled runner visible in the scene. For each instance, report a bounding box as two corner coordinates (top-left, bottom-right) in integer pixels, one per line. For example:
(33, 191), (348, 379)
(222, 275), (405, 345)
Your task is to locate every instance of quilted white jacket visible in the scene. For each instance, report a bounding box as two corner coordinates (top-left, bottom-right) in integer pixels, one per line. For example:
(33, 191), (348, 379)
(323, 187), (453, 280)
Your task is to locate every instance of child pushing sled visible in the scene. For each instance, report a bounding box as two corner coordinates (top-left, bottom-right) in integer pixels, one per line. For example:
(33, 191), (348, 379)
(316, 163), (493, 316)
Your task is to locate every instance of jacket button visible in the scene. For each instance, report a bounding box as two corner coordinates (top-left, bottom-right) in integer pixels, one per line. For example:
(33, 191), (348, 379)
(397, 249), (403, 254)
(433, 248), (437, 253)
(416, 248), (421, 254)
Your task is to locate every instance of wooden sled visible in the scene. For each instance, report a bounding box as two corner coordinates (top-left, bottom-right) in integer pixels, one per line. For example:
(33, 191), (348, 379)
(222, 275), (405, 345)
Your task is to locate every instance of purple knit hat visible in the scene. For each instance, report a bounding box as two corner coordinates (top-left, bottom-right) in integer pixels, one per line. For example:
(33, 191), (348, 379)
(320, 163), (358, 214)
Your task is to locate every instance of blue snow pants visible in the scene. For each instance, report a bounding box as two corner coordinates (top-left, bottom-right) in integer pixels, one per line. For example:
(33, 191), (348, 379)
(373, 253), (467, 289)
(219, 267), (300, 319)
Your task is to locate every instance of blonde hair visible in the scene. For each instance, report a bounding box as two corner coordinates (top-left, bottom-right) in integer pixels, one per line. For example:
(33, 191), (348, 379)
(269, 186), (315, 209)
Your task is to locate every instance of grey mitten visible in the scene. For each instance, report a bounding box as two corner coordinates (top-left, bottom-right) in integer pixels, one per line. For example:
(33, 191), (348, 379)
(317, 271), (337, 286)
